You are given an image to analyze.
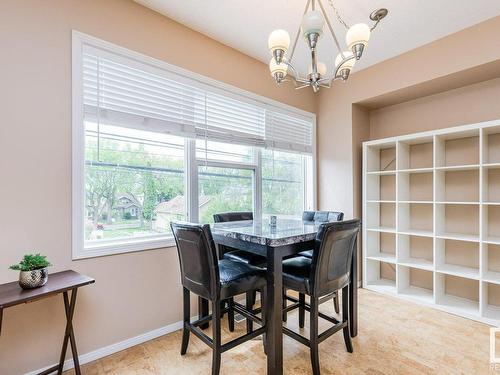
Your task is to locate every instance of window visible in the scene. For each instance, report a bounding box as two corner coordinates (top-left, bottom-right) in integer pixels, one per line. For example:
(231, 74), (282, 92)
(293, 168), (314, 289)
(262, 149), (313, 218)
(84, 122), (185, 244)
(199, 166), (254, 223)
(72, 32), (316, 259)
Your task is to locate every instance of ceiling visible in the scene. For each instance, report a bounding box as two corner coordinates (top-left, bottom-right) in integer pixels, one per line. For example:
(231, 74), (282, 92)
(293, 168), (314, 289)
(135, 0), (500, 75)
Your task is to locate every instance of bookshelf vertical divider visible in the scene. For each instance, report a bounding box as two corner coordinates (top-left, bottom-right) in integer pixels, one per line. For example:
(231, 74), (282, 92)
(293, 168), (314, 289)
(363, 119), (500, 326)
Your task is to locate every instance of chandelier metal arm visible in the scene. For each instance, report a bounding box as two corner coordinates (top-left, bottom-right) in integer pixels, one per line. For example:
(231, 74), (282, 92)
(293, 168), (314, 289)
(282, 60), (304, 82)
(333, 54), (355, 78)
(317, 0), (342, 54)
(295, 83), (313, 90)
(288, 0), (311, 64)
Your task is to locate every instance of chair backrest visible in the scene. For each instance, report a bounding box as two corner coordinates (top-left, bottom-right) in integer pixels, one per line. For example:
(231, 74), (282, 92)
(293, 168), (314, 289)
(310, 219), (360, 297)
(171, 221), (219, 300)
(302, 210), (344, 222)
(302, 211), (316, 221)
(213, 211), (253, 223)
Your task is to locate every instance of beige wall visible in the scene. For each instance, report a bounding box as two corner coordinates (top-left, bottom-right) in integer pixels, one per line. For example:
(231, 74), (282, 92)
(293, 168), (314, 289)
(316, 16), (500, 282)
(0, 1), (315, 373)
(369, 77), (500, 139)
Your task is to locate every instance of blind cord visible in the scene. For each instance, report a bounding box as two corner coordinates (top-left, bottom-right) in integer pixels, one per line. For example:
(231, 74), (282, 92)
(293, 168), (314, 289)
(204, 93), (208, 168)
(96, 59), (101, 163)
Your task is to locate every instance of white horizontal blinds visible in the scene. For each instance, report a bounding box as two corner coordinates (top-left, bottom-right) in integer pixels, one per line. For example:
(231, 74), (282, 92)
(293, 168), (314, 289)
(266, 109), (313, 153)
(82, 47), (203, 138)
(197, 92), (266, 147)
(81, 44), (313, 152)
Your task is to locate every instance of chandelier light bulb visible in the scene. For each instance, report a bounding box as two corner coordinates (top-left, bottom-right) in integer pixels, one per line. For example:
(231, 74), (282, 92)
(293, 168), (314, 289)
(269, 58), (288, 77)
(268, 29), (291, 53)
(345, 23), (371, 59)
(301, 10), (325, 37)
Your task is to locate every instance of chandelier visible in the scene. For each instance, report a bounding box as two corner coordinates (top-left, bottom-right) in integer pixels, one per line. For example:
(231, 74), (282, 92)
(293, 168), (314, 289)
(267, 0), (388, 92)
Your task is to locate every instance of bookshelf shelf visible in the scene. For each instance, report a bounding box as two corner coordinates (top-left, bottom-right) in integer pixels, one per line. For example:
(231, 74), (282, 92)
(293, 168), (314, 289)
(363, 119), (500, 326)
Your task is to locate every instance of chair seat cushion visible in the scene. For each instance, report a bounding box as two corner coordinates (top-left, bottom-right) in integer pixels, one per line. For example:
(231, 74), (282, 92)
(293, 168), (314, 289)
(282, 256), (312, 295)
(298, 249), (313, 258)
(218, 259), (266, 299)
(223, 250), (267, 268)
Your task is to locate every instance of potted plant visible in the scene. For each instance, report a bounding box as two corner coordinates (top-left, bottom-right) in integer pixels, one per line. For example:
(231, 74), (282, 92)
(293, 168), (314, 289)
(9, 254), (52, 289)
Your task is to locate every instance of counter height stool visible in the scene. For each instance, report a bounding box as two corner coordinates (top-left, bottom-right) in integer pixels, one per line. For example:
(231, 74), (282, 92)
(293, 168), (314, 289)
(298, 211), (344, 258)
(283, 210), (344, 323)
(213, 211), (266, 268)
(213, 211), (266, 333)
(281, 219), (360, 375)
(171, 221), (267, 375)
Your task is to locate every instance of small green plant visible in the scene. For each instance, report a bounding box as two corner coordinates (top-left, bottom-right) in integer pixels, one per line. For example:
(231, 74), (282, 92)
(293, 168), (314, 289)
(9, 254), (52, 272)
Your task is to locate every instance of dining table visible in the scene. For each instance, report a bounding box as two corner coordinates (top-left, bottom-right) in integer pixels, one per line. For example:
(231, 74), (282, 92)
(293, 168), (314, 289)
(200, 217), (358, 375)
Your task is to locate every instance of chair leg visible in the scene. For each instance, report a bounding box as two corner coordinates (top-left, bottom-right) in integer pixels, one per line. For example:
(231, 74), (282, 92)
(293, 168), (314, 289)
(220, 300), (226, 318)
(211, 300), (222, 375)
(333, 291), (340, 314)
(299, 293), (305, 329)
(261, 286), (267, 355)
(282, 288), (287, 322)
(342, 286), (353, 353)
(246, 292), (254, 333)
(228, 298), (235, 332)
(309, 296), (320, 375)
(181, 287), (190, 355)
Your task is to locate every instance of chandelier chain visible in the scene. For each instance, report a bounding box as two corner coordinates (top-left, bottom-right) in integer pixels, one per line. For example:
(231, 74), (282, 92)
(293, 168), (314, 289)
(327, 0), (349, 29)
(370, 18), (382, 32)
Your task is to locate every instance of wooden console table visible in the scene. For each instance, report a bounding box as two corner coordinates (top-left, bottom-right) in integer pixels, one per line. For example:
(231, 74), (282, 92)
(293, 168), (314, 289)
(0, 270), (95, 375)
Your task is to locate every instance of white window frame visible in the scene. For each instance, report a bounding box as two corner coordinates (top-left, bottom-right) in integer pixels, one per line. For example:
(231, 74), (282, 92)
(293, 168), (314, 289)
(72, 31), (316, 260)
(190, 147), (260, 223)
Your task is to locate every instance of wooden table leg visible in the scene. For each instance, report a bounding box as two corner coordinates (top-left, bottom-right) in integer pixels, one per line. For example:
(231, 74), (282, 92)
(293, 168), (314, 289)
(0, 308), (3, 336)
(349, 246), (358, 337)
(36, 289), (82, 375)
(266, 246), (284, 375)
(198, 296), (209, 330)
(38, 290), (81, 375)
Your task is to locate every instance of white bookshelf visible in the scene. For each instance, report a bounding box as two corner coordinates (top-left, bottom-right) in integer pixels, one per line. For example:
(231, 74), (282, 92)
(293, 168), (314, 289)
(362, 120), (500, 326)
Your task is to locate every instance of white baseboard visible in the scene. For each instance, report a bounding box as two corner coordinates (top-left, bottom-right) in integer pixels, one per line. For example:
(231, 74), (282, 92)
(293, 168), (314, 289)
(26, 296), (252, 375)
(26, 294), (255, 375)
(26, 318), (186, 375)
(26, 288), (357, 374)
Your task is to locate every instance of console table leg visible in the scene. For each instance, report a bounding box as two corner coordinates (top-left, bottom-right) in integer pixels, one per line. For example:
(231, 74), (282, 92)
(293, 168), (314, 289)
(56, 289), (81, 375)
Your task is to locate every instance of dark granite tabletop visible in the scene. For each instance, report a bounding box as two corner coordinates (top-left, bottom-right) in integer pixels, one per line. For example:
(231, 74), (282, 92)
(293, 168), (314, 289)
(211, 218), (322, 246)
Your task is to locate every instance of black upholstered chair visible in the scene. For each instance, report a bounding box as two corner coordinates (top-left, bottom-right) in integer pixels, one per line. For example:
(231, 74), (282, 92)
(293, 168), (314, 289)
(283, 210), (344, 321)
(213, 212), (266, 267)
(298, 211), (344, 258)
(171, 221), (267, 375)
(282, 219), (360, 375)
(213, 211), (266, 333)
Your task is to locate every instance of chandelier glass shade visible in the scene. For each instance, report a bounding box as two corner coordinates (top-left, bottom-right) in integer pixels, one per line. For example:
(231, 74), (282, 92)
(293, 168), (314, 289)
(267, 0), (388, 92)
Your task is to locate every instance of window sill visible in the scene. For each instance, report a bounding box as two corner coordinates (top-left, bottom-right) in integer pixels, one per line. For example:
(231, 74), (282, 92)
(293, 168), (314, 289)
(73, 236), (176, 260)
